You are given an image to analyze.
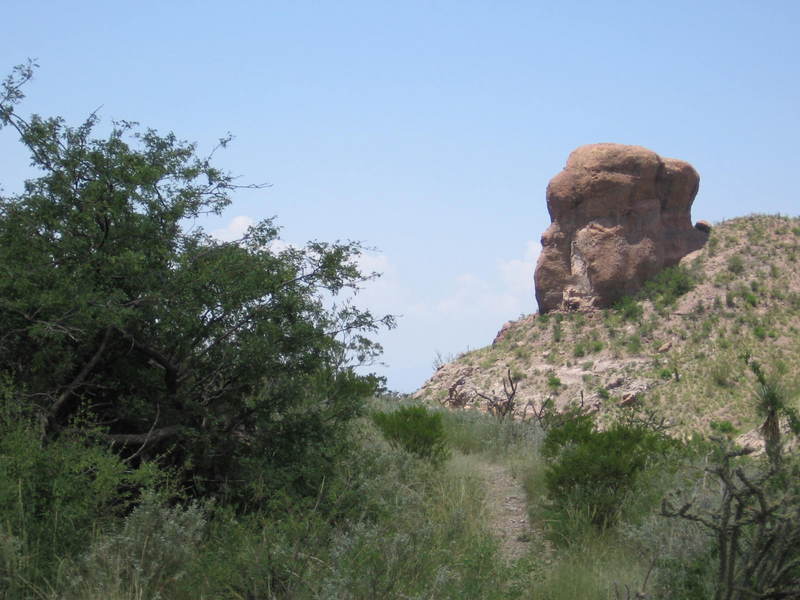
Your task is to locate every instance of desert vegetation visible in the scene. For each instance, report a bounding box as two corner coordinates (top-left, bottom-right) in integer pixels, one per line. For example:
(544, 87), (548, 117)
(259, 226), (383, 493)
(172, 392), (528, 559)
(1, 62), (799, 598)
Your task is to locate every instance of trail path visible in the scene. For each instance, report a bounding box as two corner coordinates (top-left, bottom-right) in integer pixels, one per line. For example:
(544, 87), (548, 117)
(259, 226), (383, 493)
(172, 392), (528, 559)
(477, 460), (534, 562)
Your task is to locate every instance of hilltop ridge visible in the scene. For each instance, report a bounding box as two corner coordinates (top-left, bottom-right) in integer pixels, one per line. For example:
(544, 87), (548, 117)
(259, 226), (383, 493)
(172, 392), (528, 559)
(415, 214), (800, 442)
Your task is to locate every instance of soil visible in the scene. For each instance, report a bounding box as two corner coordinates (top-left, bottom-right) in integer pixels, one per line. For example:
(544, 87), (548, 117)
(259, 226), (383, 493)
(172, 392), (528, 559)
(478, 460), (534, 562)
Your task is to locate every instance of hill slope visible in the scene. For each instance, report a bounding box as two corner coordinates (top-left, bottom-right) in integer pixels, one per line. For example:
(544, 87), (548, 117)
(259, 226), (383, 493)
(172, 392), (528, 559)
(414, 214), (800, 440)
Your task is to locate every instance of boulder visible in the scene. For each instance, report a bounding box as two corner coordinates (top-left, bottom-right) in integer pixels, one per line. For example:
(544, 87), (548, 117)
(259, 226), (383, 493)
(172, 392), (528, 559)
(534, 143), (708, 313)
(695, 220), (712, 233)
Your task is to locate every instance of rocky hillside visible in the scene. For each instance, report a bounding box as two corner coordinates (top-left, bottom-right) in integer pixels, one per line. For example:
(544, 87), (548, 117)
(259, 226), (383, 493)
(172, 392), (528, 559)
(415, 215), (800, 442)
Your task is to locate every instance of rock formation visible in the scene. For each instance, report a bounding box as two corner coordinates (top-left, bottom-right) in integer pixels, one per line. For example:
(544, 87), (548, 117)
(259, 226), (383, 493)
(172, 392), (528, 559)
(534, 143), (708, 313)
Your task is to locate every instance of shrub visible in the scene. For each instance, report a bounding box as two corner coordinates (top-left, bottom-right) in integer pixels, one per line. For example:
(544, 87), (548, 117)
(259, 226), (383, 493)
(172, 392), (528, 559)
(553, 320), (564, 342)
(626, 334), (643, 354)
(68, 491), (207, 598)
(614, 295), (643, 321)
(709, 420), (737, 435)
(547, 375), (562, 390)
(372, 405), (450, 465)
(640, 265), (695, 307)
(0, 379), (161, 595)
(542, 416), (673, 529)
(727, 255), (745, 274)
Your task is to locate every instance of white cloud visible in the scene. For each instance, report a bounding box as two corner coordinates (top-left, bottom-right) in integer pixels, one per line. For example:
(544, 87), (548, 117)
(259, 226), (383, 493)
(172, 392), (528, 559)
(497, 239), (540, 295)
(210, 215), (254, 242)
(431, 240), (540, 320)
(349, 241), (542, 391)
(355, 252), (391, 276)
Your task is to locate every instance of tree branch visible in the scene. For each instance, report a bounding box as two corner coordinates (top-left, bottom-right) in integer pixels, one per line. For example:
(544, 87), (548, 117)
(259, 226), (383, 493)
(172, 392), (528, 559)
(106, 425), (182, 447)
(47, 326), (112, 424)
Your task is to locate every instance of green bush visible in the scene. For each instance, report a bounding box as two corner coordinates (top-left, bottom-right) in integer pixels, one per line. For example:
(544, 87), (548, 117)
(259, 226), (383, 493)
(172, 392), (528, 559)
(727, 255), (745, 274)
(640, 265), (695, 307)
(0, 381), (161, 596)
(67, 491), (207, 599)
(614, 265), (695, 320)
(709, 420), (737, 435)
(542, 416), (673, 529)
(372, 405), (450, 465)
(614, 295), (643, 321)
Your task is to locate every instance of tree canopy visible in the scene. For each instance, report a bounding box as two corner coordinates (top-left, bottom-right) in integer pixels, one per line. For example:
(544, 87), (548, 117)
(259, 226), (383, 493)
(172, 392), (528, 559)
(0, 61), (394, 502)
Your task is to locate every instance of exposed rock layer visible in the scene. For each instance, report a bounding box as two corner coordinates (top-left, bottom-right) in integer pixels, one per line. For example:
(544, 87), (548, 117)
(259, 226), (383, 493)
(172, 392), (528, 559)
(534, 143), (708, 313)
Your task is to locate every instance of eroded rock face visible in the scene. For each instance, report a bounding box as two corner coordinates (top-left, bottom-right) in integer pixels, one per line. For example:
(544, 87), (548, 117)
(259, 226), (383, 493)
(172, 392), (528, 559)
(534, 143), (708, 313)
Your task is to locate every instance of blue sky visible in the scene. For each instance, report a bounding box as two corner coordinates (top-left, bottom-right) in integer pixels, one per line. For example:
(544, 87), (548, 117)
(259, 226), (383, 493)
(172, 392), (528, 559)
(2, 1), (799, 391)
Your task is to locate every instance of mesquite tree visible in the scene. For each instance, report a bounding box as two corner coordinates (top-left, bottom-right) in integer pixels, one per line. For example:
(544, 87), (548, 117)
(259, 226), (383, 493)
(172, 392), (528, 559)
(0, 62), (394, 501)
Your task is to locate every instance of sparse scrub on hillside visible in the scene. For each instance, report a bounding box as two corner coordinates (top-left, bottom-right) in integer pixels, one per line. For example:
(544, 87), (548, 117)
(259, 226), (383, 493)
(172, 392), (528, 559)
(727, 254), (745, 274)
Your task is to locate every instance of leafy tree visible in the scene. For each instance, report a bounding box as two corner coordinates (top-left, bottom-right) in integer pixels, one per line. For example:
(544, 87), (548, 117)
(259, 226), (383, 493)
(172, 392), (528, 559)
(0, 61), (394, 502)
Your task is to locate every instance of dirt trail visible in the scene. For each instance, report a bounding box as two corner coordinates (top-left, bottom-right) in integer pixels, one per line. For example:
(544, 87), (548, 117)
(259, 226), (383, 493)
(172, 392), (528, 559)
(478, 460), (533, 562)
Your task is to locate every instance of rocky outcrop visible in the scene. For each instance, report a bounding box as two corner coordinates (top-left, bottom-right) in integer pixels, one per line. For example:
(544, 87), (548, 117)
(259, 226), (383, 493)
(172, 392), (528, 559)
(534, 143), (709, 313)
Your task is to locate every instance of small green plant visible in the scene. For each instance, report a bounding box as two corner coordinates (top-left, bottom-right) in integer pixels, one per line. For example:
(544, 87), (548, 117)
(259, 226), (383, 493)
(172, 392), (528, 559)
(589, 339), (604, 353)
(709, 420), (737, 436)
(597, 387), (611, 400)
(614, 295), (643, 321)
(372, 405), (450, 465)
(727, 255), (745, 274)
(547, 375), (562, 390)
(553, 319), (564, 342)
(626, 334), (643, 354)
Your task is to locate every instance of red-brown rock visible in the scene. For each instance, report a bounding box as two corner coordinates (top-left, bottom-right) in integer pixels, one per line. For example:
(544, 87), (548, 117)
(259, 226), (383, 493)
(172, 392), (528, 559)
(695, 220), (712, 233)
(534, 144), (708, 313)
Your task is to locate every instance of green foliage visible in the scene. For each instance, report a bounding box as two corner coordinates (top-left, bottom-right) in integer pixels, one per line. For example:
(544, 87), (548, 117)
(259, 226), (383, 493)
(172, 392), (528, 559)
(574, 338), (603, 358)
(625, 334), (643, 354)
(614, 295), (643, 321)
(0, 377), (161, 596)
(662, 443), (800, 599)
(542, 415), (674, 529)
(0, 63), (393, 505)
(372, 405), (450, 465)
(553, 319), (563, 342)
(749, 360), (800, 467)
(639, 265), (695, 307)
(547, 374), (562, 390)
(440, 408), (540, 457)
(709, 419), (737, 435)
(614, 265), (695, 321)
(727, 255), (745, 274)
(67, 491), (207, 599)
